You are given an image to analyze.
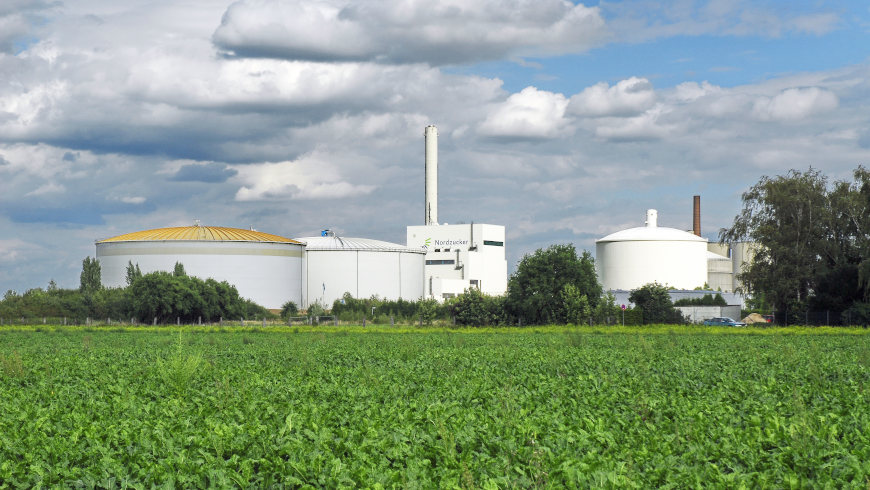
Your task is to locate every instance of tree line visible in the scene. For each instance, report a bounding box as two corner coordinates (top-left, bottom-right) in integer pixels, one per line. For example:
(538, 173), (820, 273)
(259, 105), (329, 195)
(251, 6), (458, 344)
(321, 245), (683, 326)
(0, 259), (273, 323)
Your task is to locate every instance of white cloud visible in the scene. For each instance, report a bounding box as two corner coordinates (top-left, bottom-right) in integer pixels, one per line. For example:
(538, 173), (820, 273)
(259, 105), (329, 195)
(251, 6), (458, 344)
(592, 105), (671, 141)
(25, 181), (64, 196)
(671, 81), (723, 102)
(231, 152), (376, 201)
(0, 238), (31, 263)
(479, 87), (570, 139)
(568, 77), (656, 117)
(751, 87), (838, 121)
(212, 0), (607, 65)
(118, 196), (146, 204)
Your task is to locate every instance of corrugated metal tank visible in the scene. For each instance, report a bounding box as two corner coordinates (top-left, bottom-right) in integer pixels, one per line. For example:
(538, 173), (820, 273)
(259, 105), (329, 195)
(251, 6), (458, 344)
(96, 225), (305, 309)
(596, 210), (708, 290)
(300, 235), (426, 307)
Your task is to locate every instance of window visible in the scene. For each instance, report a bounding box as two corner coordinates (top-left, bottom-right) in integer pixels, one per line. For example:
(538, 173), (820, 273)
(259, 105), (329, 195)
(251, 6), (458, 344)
(483, 240), (503, 246)
(426, 259), (456, 265)
(470, 279), (480, 289)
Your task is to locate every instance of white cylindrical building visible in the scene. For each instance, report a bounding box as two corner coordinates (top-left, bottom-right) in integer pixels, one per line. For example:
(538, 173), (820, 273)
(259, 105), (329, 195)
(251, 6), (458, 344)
(595, 209), (708, 291)
(300, 234), (426, 307)
(425, 125), (438, 225)
(96, 225), (305, 309)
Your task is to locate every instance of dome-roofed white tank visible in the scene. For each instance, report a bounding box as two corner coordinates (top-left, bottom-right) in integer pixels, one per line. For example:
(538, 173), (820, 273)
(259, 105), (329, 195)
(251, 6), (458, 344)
(96, 224), (305, 309)
(299, 231), (426, 307)
(595, 209), (707, 291)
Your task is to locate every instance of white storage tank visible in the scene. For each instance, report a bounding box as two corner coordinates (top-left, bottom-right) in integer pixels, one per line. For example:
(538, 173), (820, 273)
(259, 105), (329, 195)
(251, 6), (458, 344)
(300, 233), (426, 307)
(596, 209), (707, 291)
(96, 225), (305, 309)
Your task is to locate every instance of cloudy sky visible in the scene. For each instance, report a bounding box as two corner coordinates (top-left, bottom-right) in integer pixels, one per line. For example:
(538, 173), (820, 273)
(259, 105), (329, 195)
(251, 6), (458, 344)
(2, 0), (869, 293)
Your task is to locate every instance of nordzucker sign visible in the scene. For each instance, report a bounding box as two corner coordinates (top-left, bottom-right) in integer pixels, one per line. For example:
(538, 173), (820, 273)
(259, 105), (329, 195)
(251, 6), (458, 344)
(433, 239), (468, 247)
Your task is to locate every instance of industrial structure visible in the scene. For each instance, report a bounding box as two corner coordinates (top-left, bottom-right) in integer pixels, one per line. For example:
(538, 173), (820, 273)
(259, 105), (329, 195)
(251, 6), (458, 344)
(596, 209), (708, 291)
(300, 231), (425, 307)
(96, 124), (507, 309)
(406, 125), (508, 301)
(596, 197), (755, 311)
(96, 225), (305, 309)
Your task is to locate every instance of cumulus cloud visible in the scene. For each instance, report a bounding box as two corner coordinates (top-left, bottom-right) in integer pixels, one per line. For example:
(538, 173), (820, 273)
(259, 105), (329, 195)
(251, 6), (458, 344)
(751, 87), (838, 121)
(231, 152), (376, 201)
(479, 87), (570, 139)
(568, 77), (656, 117)
(212, 0), (606, 65)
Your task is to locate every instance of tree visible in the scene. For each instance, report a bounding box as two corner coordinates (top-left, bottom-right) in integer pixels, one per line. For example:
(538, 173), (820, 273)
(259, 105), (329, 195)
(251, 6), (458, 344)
(173, 262), (186, 277)
(592, 292), (622, 325)
(79, 257), (102, 296)
(125, 261), (142, 286)
(280, 301), (298, 320)
(452, 288), (503, 326)
(629, 282), (682, 324)
(561, 283), (590, 325)
(505, 244), (602, 325)
(417, 298), (439, 325)
(721, 167), (870, 320)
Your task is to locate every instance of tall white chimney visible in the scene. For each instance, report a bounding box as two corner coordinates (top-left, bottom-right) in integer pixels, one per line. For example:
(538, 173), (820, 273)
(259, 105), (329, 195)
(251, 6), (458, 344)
(424, 125), (438, 225)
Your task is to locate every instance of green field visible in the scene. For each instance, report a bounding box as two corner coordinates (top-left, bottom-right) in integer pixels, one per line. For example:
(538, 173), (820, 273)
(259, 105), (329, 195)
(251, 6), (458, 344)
(1, 327), (869, 487)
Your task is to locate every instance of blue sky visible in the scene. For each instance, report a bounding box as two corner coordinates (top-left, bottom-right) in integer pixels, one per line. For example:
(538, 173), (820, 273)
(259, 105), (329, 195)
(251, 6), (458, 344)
(1, 0), (869, 295)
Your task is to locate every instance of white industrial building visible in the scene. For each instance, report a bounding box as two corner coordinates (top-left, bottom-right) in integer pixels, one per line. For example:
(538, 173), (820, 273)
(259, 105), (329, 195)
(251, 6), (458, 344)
(406, 125), (508, 301)
(96, 225), (306, 309)
(300, 232), (425, 307)
(596, 209), (708, 291)
(595, 199), (755, 309)
(407, 223), (507, 300)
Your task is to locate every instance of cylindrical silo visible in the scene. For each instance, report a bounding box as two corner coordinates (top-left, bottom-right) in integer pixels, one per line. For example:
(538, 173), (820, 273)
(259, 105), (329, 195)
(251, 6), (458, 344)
(96, 225), (305, 309)
(595, 209), (708, 291)
(300, 235), (426, 307)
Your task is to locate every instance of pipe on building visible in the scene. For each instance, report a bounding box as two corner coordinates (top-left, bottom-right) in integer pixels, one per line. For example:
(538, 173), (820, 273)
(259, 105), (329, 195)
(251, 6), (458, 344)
(693, 195), (701, 237)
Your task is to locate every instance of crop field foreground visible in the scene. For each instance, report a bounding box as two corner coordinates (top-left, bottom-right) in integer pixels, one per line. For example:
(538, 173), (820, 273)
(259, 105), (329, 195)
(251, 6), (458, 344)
(1, 328), (869, 487)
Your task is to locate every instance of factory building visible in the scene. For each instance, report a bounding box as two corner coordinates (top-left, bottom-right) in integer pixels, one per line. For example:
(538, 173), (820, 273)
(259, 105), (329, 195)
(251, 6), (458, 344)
(96, 225), (305, 309)
(300, 232), (425, 307)
(407, 223), (507, 300)
(406, 125), (508, 301)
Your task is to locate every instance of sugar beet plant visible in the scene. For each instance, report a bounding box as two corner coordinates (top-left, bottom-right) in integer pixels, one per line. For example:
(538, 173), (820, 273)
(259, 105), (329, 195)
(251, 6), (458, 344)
(0, 329), (868, 487)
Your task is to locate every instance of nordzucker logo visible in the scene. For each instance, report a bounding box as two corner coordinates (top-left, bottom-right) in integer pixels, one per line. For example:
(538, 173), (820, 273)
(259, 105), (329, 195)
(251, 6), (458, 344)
(423, 238), (431, 248)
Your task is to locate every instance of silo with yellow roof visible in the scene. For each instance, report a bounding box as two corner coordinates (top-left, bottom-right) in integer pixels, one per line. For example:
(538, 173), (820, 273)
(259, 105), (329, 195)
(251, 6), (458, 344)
(96, 223), (305, 309)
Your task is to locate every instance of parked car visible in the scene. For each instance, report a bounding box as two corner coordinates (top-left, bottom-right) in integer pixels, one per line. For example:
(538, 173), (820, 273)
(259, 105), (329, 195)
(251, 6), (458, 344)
(703, 317), (747, 327)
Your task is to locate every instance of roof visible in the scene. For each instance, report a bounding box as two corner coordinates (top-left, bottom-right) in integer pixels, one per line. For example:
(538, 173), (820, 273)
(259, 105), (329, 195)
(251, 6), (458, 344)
(98, 226), (302, 244)
(597, 226), (707, 243)
(299, 235), (426, 253)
